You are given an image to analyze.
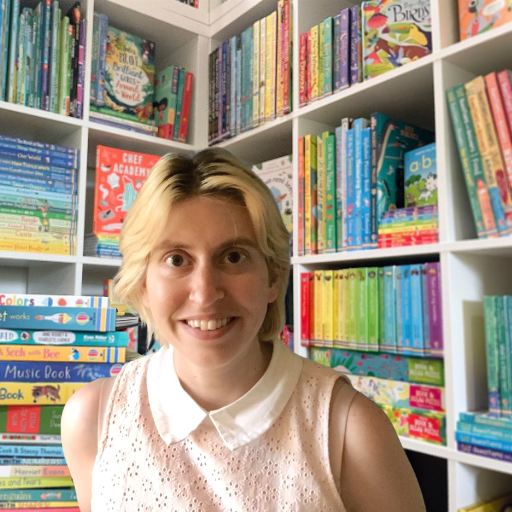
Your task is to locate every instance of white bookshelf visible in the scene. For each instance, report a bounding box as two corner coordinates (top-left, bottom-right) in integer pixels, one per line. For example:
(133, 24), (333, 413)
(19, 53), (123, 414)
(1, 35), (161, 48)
(2, 0), (512, 509)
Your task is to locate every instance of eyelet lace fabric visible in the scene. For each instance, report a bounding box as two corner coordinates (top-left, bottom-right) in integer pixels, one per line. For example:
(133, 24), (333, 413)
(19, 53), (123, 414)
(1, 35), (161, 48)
(91, 356), (347, 511)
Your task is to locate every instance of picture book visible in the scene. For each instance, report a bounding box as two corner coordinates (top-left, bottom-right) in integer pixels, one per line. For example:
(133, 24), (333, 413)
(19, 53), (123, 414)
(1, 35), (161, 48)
(0, 382), (86, 405)
(104, 25), (156, 124)
(0, 405), (63, 434)
(93, 146), (160, 235)
(0, 487), (77, 502)
(404, 142), (437, 207)
(0, 329), (128, 347)
(0, 476), (73, 490)
(0, 293), (108, 308)
(0, 345), (125, 363)
(458, 0), (512, 41)
(362, 0), (432, 81)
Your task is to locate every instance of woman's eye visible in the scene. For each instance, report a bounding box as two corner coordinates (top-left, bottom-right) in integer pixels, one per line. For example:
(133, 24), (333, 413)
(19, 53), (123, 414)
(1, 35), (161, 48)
(166, 254), (188, 267)
(225, 251), (246, 264)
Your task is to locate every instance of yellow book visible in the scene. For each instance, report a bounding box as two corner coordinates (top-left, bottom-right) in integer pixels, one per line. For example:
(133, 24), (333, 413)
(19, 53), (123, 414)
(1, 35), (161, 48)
(0, 476), (74, 490)
(310, 25), (319, 101)
(458, 492), (512, 512)
(0, 240), (71, 255)
(265, 11), (277, 122)
(318, 21), (324, 99)
(333, 270), (342, 345)
(378, 223), (438, 234)
(276, 0), (285, 116)
(323, 270), (334, 346)
(252, 19), (260, 128)
(341, 269), (350, 346)
(314, 270), (323, 344)
(0, 382), (87, 405)
(304, 135), (312, 255)
(1, 501), (79, 508)
(259, 16), (266, 123)
(0, 345), (126, 363)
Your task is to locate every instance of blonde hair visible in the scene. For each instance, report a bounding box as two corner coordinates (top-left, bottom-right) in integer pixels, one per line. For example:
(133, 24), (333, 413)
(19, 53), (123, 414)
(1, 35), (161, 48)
(114, 148), (291, 345)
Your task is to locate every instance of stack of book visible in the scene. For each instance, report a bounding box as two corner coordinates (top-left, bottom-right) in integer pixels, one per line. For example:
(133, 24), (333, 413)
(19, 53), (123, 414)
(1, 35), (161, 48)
(208, 0), (292, 143)
(300, 261), (443, 358)
(297, 115), (434, 255)
(312, 347), (446, 444)
(0, 292), (128, 510)
(90, 13), (156, 136)
(299, 1), (432, 107)
(0, 134), (79, 256)
(447, 70), (512, 240)
(85, 145), (160, 259)
(0, 0), (86, 118)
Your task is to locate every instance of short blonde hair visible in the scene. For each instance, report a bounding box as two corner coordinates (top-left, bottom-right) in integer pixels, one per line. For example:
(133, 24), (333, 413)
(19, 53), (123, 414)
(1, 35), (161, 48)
(114, 148), (291, 345)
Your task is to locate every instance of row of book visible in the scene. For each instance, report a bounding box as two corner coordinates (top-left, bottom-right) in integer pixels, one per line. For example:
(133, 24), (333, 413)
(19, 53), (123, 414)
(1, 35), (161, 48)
(0, 133), (79, 256)
(297, 115), (435, 255)
(0, 293), (130, 511)
(447, 70), (512, 240)
(91, 12), (194, 141)
(208, 0), (292, 143)
(0, 0), (85, 118)
(311, 347), (446, 445)
(299, 1), (432, 107)
(300, 262), (443, 358)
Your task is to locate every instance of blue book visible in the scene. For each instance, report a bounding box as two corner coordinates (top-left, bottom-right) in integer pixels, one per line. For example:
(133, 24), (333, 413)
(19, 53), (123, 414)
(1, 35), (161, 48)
(421, 264), (431, 355)
(0, 186), (74, 205)
(235, 36), (242, 135)
(456, 431), (512, 454)
(0, 173), (77, 194)
(361, 127), (372, 247)
(353, 118), (369, 249)
(0, 444), (64, 457)
(221, 40), (229, 137)
(345, 128), (355, 249)
(400, 265), (412, 355)
(0, 457), (67, 466)
(1, 194), (73, 213)
(0, 329), (129, 347)
(41, 0), (51, 111)
(0, 487), (77, 501)
(0, 136), (79, 160)
(230, 35), (237, 135)
(0, 156), (76, 176)
(0, 147), (78, 169)
(349, 5), (361, 85)
(395, 265), (403, 352)
(0, 0), (11, 101)
(457, 420), (512, 442)
(410, 264), (425, 355)
(0, 306), (116, 332)
(0, 361), (123, 382)
(459, 411), (512, 430)
(383, 266), (397, 353)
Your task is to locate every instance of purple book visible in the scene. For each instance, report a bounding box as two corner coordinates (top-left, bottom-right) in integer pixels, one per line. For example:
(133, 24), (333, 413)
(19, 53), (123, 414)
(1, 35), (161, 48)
(76, 18), (86, 119)
(349, 5), (361, 86)
(426, 262), (443, 358)
(458, 441), (512, 463)
(340, 8), (350, 91)
(333, 14), (341, 92)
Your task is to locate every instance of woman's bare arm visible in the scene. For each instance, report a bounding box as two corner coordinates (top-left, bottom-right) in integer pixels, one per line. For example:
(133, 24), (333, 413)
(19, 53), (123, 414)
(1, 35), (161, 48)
(338, 392), (426, 512)
(61, 377), (115, 512)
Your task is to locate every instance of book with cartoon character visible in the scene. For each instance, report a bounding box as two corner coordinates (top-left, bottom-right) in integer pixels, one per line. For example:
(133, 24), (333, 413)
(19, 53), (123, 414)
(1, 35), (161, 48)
(458, 0), (512, 41)
(93, 146), (160, 236)
(361, 0), (432, 81)
(404, 142), (437, 207)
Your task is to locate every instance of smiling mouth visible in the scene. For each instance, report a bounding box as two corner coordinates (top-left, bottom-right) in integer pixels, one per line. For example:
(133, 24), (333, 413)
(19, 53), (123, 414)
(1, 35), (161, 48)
(184, 318), (234, 331)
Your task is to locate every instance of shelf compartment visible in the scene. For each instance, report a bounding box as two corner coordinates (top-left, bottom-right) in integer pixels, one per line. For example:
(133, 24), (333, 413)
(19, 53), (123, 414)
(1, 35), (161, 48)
(81, 260), (121, 297)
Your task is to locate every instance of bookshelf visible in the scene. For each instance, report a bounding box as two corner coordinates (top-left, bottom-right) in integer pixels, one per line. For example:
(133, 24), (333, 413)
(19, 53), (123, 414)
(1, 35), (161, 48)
(1, 0), (512, 509)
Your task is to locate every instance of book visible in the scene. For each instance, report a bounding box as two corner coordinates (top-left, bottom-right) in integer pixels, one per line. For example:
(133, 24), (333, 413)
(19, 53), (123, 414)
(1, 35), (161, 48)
(458, 0), (512, 41)
(154, 65), (178, 139)
(93, 146), (160, 236)
(0, 476), (73, 490)
(0, 294), (108, 308)
(0, 444), (64, 458)
(361, 0), (432, 81)
(0, 382), (86, 405)
(458, 492), (512, 512)
(0, 345), (125, 363)
(0, 405), (62, 434)
(0, 488), (76, 501)
(104, 25), (155, 125)
(404, 143), (437, 207)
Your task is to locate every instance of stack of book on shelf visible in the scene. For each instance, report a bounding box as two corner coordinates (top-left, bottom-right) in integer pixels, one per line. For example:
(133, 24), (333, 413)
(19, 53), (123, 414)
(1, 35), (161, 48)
(208, 0), (292, 143)
(90, 13), (156, 136)
(447, 70), (512, 240)
(0, 0), (86, 118)
(297, 114), (435, 255)
(457, 295), (512, 463)
(458, 492), (512, 512)
(0, 292), (129, 511)
(299, 0), (432, 108)
(458, 0), (512, 41)
(0, 134), (79, 256)
(251, 155), (293, 254)
(85, 145), (160, 259)
(300, 262), (443, 358)
(311, 347), (446, 445)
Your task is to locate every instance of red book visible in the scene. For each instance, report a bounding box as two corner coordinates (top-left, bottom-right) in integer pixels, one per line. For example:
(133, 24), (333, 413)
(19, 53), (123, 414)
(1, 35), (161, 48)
(281, 0), (291, 115)
(299, 32), (308, 107)
(298, 136), (305, 256)
(498, 70), (512, 134)
(486, 72), (512, 194)
(178, 71), (194, 143)
(300, 272), (312, 347)
(306, 31), (312, 104)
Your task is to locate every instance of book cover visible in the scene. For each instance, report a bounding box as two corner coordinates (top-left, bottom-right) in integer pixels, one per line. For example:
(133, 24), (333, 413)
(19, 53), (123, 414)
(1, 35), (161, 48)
(93, 146), (160, 236)
(324, 132), (337, 252)
(322, 16), (333, 98)
(404, 142), (437, 207)
(458, 0), (512, 41)
(361, 0), (431, 81)
(367, 267), (379, 351)
(309, 24), (319, 101)
(154, 65), (178, 140)
(356, 267), (368, 350)
(104, 25), (155, 125)
(316, 134), (324, 253)
(349, 5), (362, 85)
(400, 265), (412, 355)
(313, 270), (323, 344)
(0, 382), (86, 405)
(348, 268), (358, 349)
(0, 405), (62, 434)
(345, 128), (355, 249)
(300, 272), (311, 346)
(383, 265), (397, 353)
(323, 270), (334, 346)
(409, 264), (425, 356)
(0, 345), (125, 363)
(0, 476), (73, 490)
(353, 118), (370, 249)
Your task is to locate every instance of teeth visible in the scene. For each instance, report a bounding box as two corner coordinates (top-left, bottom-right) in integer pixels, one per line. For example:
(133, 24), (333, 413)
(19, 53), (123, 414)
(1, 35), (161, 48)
(186, 318), (230, 331)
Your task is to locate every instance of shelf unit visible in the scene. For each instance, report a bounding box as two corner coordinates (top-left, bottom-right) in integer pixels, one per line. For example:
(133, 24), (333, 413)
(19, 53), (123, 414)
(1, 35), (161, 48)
(2, 0), (512, 509)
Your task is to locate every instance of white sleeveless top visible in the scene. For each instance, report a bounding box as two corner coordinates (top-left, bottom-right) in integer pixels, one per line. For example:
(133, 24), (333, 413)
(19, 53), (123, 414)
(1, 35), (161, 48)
(91, 339), (356, 511)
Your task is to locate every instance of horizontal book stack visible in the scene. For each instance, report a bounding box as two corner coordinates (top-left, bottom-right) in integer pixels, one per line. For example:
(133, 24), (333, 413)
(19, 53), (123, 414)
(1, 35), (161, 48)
(300, 262), (443, 358)
(311, 347), (446, 445)
(0, 293), (129, 511)
(299, 1), (432, 108)
(154, 65), (194, 143)
(251, 155), (293, 254)
(297, 115), (434, 255)
(86, 145), (160, 259)
(0, 0), (85, 118)
(90, 12), (156, 136)
(0, 134), (79, 256)
(447, 70), (512, 240)
(208, 0), (292, 143)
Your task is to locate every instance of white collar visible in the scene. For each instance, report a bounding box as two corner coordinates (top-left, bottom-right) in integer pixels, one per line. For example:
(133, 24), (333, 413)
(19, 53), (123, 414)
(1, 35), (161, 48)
(146, 338), (303, 451)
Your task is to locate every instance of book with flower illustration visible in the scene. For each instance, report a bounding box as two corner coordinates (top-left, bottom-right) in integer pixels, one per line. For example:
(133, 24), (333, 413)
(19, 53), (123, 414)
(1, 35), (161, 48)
(361, 0), (432, 81)
(92, 146), (160, 236)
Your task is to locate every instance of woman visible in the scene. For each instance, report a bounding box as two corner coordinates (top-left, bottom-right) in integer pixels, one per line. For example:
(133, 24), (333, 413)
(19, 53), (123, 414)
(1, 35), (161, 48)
(62, 148), (426, 511)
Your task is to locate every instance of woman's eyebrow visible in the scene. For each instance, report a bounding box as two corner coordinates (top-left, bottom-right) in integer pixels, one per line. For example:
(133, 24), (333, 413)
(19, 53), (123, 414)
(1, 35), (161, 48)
(152, 237), (259, 253)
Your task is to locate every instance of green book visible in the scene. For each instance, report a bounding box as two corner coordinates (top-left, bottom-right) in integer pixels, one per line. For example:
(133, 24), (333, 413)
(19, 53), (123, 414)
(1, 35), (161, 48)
(58, 15), (69, 115)
(6, 0), (20, 103)
(367, 267), (379, 351)
(317, 134), (324, 253)
(348, 268), (358, 349)
(318, 20), (324, 99)
(356, 267), (368, 351)
(0, 406), (63, 435)
(49, 2), (60, 113)
(497, 296), (512, 416)
(324, 131), (337, 252)
(484, 296), (501, 416)
(322, 16), (332, 97)
(16, 10), (27, 105)
(173, 67), (186, 140)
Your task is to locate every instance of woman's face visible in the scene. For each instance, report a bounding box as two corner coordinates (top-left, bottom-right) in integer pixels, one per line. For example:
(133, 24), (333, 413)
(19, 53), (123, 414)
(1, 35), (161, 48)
(142, 195), (279, 370)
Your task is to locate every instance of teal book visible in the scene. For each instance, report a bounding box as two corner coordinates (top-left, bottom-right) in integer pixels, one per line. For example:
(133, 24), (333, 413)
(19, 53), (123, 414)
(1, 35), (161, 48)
(6, 0), (20, 103)
(325, 132), (337, 252)
(484, 296), (501, 416)
(58, 15), (70, 115)
(49, 1), (60, 113)
(0, 0), (11, 100)
(322, 16), (332, 97)
(173, 67), (186, 141)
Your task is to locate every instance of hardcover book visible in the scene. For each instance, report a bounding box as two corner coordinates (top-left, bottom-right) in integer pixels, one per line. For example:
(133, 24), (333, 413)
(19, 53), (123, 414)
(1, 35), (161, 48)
(458, 0), (512, 41)
(404, 142), (437, 207)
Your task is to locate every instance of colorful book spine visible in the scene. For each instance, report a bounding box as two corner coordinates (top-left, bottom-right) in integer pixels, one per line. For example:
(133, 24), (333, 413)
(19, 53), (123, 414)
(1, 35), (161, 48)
(177, 71), (194, 143)
(0, 476), (73, 490)
(484, 296), (501, 416)
(0, 457), (66, 465)
(317, 22), (324, 101)
(0, 444), (64, 457)
(0, 306), (116, 332)
(339, 8), (350, 91)
(383, 266), (397, 352)
(498, 70), (512, 139)
(348, 269), (358, 349)
(0, 345), (125, 363)
(281, 0), (291, 115)
(409, 264), (425, 356)
(323, 270), (334, 346)
(349, 5), (361, 85)
(356, 267), (368, 350)
(322, 16), (332, 98)
(332, 15), (341, 94)
(0, 405), (62, 435)
(309, 24), (319, 101)
(298, 136), (305, 255)
(456, 431), (512, 453)
(426, 262), (443, 358)
(316, 134), (324, 253)
(0, 294), (108, 308)
(361, 127), (372, 247)
(460, 411), (512, 429)
(457, 420), (512, 442)
(258, 20), (266, 124)
(0, 465), (70, 478)
(6, 0), (20, 103)
(325, 132), (337, 252)
(265, 11), (277, 123)
(313, 271), (323, 344)
(400, 265), (412, 355)
(345, 128), (355, 249)
(458, 441), (512, 464)
(309, 135), (318, 254)
(0, 382), (86, 405)
(299, 31), (307, 107)
(300, 273), (311, 346)
(252, 20), (260, 128)
(0, 488), (77, 501)
(353, 118), (369, 249)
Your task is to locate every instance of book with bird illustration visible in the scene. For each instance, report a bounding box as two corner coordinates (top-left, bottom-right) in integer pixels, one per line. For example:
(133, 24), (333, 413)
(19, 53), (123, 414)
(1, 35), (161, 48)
(361, 0), (432, 81)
